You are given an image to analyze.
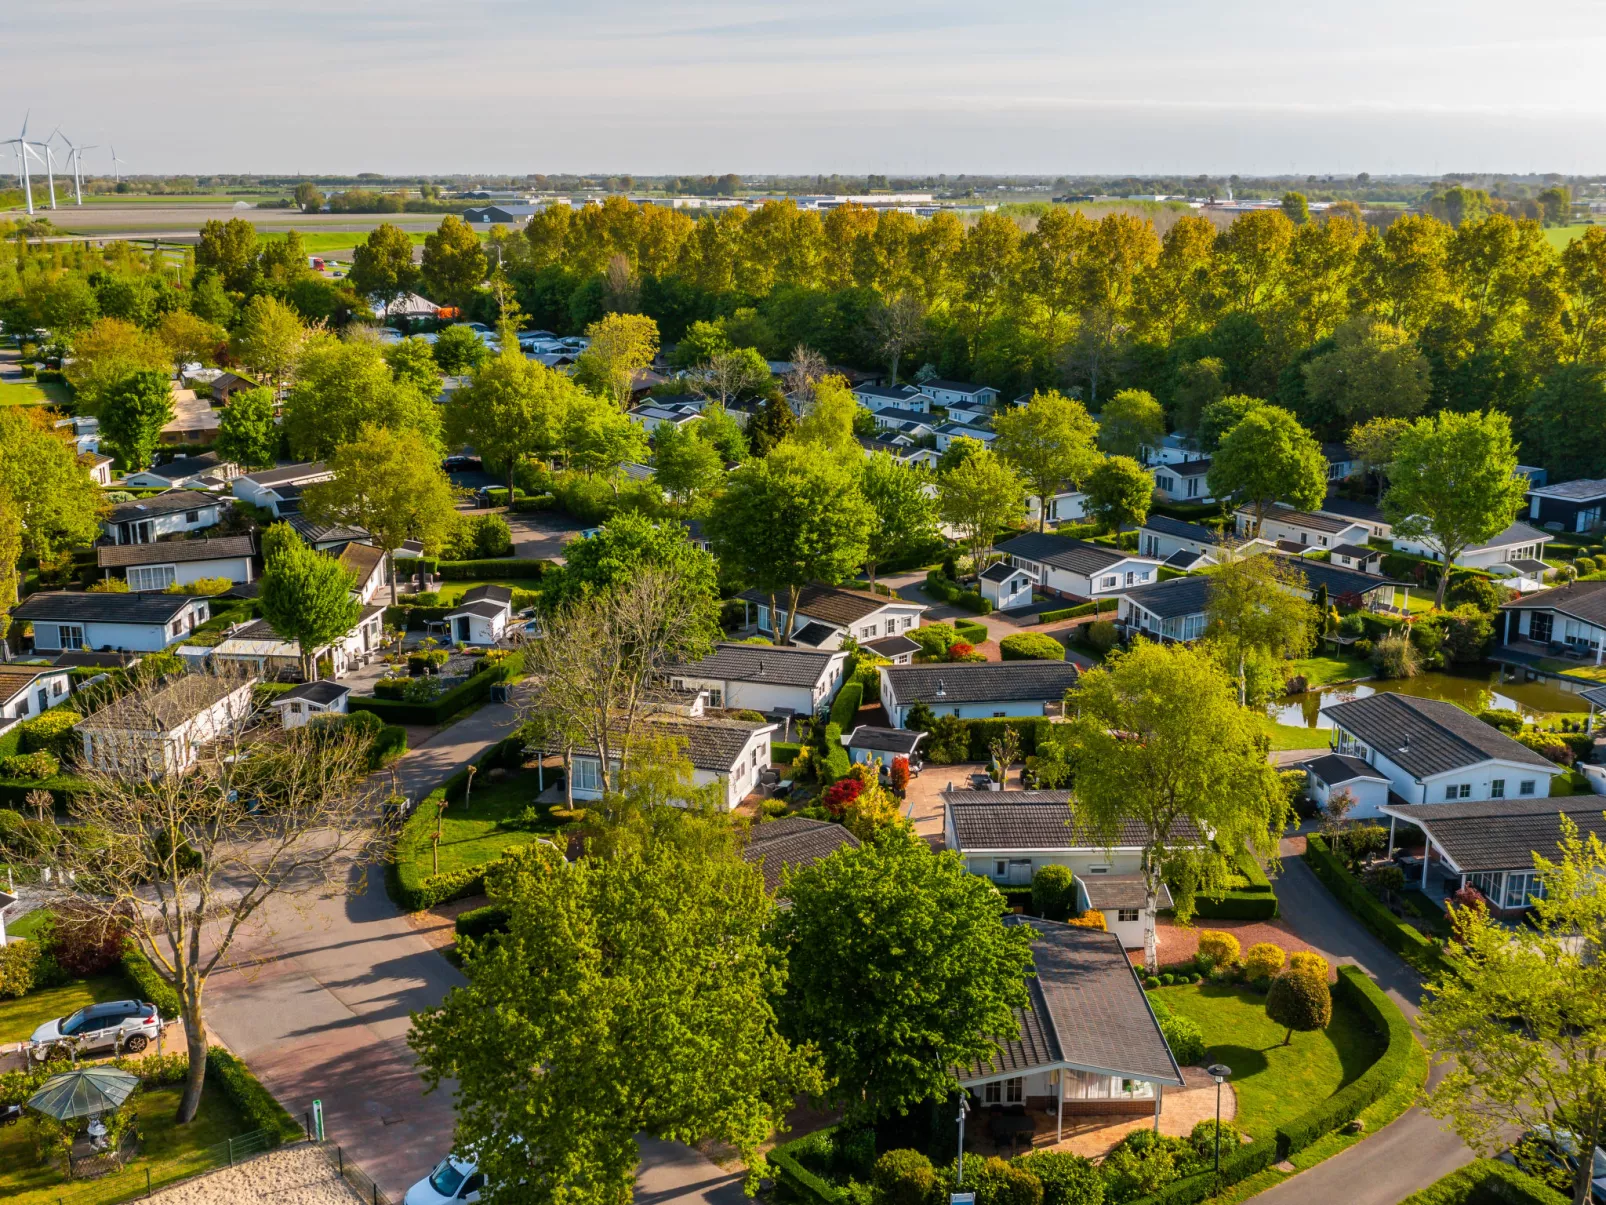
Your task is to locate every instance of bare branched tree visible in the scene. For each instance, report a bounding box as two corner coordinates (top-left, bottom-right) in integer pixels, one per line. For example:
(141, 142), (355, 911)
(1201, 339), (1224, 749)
(869, 293), (927, 387)
(782, 344), (829, 407)
(692, 348), (772, 410)
(29, 669), (388, 1123)
(602, 254), (640, 315)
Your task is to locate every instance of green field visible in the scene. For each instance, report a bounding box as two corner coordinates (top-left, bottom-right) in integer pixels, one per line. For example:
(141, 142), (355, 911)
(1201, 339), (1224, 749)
(1544, 222), (1600, 250)
(0, 379), (71, 408)
(81, 193), (286, 206)
(1286, 654), (1371, 689)
(260, 229), (431, 255)
(400, 770), (559, 879)
(1255, 715), (1331, 751)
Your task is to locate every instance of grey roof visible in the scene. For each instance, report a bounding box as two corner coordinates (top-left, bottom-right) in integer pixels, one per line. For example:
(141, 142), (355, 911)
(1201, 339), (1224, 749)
(459, 584), (514, 606)
(1329, 543), (1377, 560)
(1164, 550), (1209, 570)
(1322, 441), (1356, 463)
(1322, 692), (1558, 779)
(1377, 798), (1606, 873)
(1163, 458), (1211, 477)
(13, 591), (199, 625)
(1120, 575), (1212, 620)
(737, 582), (916, 627)
(1579, 685), (1606, 710)
(740, 817), (861, 893)
(862, 634), (920, 658)
(1318, 494), (1387, 525)
(944, 789), (1201, 850)
(448, 600), (509, 620)
(936, 422), (993, 438)
(842, 726), (926, 755)
(288, 516), (369, 545)
(1081, 874), (1174, 912)
(1140, 515), (1220, 543)
(980, 561), (1028, 583)
(997, 532), (1133, 577)
(98, 535), (254, 569)
(1302, 753), (1389, 786)
(273, 680), (350, 706)
(1471, 521), (1550, 551)
(1527, 478), (1606, 502)
(1501, 579), (1606, 629)
(553, 717), (771, 774)
(790, 621), (839, 648)
(239, 462), (328, 488)
(1271, 554), (1402, 599)
(855, 384), (928, 402)
(676, 642), (839, 688)
(140, 452), (230, 481)
(78, 673), (248, 732)
(1254, 506), (1362, 535)
(925, 379), (993, 394)
(963, 917), (1185, 1087)
(105, 490), (220, 523)
(885, 661), (1079, 707)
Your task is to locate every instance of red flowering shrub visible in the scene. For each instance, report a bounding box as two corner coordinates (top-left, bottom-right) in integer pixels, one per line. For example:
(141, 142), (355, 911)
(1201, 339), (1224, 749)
(890, 756), (910, 796)
(1448, 883), (1488, 942)
(821, 776), (864, 817)
(948, 642), (974, 658)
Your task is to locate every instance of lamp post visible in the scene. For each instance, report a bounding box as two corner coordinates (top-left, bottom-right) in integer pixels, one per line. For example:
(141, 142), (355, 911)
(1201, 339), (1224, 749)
(1207, 1063), (1233, 1186)
(955, 1093), (971, 1187)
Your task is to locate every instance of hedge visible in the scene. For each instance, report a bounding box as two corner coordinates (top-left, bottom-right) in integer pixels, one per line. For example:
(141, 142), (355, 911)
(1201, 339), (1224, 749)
(999, 633), (1065, 661)
(773, 741), (802, 765)
(1233, 847), (1274, 892)
(1126, 1137), (1282, 1205)
(1037, 598), (1118, 624)
(350, 651), (524, 726)
(206, 1046), (305, 1146)
(829, 682), (863, 728)
(454, 903), (511, 940)
(770, 1126), (848, 1205)
(954, 618), (990, 645)
(1189, 891), (1279, 921)
(962, 717), (1053, 762)
(394, 557), (552, 580)
(1305, 834), (1446, 975)
(121, 945), (181, 1019)
(1398, 1159), (1568, 1205)
(923, 571), (993, 615)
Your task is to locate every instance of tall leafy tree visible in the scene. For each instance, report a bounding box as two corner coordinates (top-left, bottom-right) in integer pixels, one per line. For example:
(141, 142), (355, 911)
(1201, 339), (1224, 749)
(575, 312), (660, 407)
(432, 325), (490, 376)
(229, 295), (306, 392)
(1083, 455), (1153, 535)
(447, 351), (578, 492)
(1385, 410), (1529, 609)
(1204, 552), (1318, 705)
(301, 425), (460, 603)
(1301, 316), (1431, 424)
(993, 390), (1101, 531)
(101, 369), (175, 470)
(652, 422), (724, 507)
(63, 318), (173, 412)
(382, 336), (445, 398)
(790, 375), (859, 453)
(0, 407), (105, 563)
(543, 511), (719, 638)
(1096, 388), (1166, 458)
(195, 217), (261, 294)
(771, 829), (1035, 1122)
(350, 222), (420, 315)
(1207, 404), (1327, 535)
(1523, 364), (1606, 483)
(564, 392), (650, 484)
(1196, 393), (1266, 454)
(420, 215), (488, 307)
(154, 311), (228, 368)
(282, 334), (442, 459)
(860, 452), (937, 588)
(1054, 641), (1289, 968)
(215, 385), (279, 470)
(411, 839), (822, 1203)
(257, 534), (361, 680)
(936, 446), (1025, 569)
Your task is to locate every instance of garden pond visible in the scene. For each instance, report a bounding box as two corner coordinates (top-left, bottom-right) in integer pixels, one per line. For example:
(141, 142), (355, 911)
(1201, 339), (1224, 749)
(1268, 663), (1596, 730)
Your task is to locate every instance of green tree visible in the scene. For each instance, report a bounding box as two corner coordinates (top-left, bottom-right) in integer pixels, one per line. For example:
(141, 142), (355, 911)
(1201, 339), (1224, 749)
(707, 442), (873, 644)
(410, 839), (821, 1204)
(860, 451), (937, 588)
(101, 369), (174, 470)
(1196, 393), (1266, 454)
(564, 392), (651, 485)
(195, 217), (260, 294)
(790, 376), (859, 453)
(668, 319), (733, 369)
(63, 317), (173, 413)
(653, 422), (725, 507)
(215, 385), (280, 470)
(1054, 640), (1289, 968)
(1280, 192), (1311, 226)
(693, 347), (773, 410)
(382, 336), (444, 398)
(937, 446), (1026, 569)
(0, 408), (104, 566)
(187, 273), (235, 327)
(40, 274), (100, 339)
(1265, 968), (1331, 1044)
(301, 425), (460, 602)
(746, 393), (796, 456)
(432, 325), (490, 376)
(694, 401), (747, 463)
(420, 215), (488, 307)
(1207, 404), (1328, 535)
(1537, 186), (1570, 226)
(448, 351), (577, 492)
(993, 390), (1102, 532)
(293, 181), (325, 214)
(1096, 388), (1165, 457)
(349, 222), (419, 315)
(228, 295), (305, 392)
(154, 311), (228, 368)
(1083, 455), (1153, 535)
(543, 511), (720, 639)
(1301, 316), (1431, 423)
(1204, 552), (1318, 705)
(1523, 364), (1606, 483)
(575, 312), (660, 407)
(259, 521), (302, 567)
(770, 828), (1034, 1122)
(1385, 410), (1528, 609)
(1418, 817), (1606, 1205)
(1348, 416), (1412, 496)
(257, 533), (362, 680)
(282, 334), (443, 459)
(938, 433), (988, 474)
(1172, 357), (1227, 440)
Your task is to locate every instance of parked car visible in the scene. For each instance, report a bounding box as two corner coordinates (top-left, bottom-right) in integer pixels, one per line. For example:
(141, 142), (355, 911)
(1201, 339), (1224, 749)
(29, 1000), (161, 1063)
(1499, 1124), (1606, 1203)
(405, 1154), (485, 1205)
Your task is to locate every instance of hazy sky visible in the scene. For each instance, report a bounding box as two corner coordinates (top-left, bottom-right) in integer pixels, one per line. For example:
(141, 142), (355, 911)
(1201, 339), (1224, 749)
(4, 0), (1603, 176)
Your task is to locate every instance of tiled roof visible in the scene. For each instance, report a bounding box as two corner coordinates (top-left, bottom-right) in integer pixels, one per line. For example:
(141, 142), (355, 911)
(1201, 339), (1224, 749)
(740, 817), (860, 893)
(553, 717), (771, 774)
(141, 452), (230, 481)
(0, 665), (62, 703)
(98, 535), (253, 568)
(1252, 506), (1360, 535)
(1379, 798), (1606, 873)
(1120, 575), (1211, 620)
(1081, 875), (1174, 911)
(1322, 692), (1558, 779)
(459, 584), (513, 606)
(449, 600), (508, 619)
(338, 542), (386, 583)
(1164, 550), (1209, 570)
(1501, 579), (1606, 629)
(790, 621), (839, 647)
(1140, 515), (1220, 543)
(944, 789), (1200, 850)
(980, 561), (1027, 582)
(1329, 543), (1376, 560)
(239, 462), (328, 488)
(863, 634), (920, 658)
(1527, 478), (1606, 502)
(273, 681), (350, 706)
(842, 726), (926, 755)
(1270, 554), (1402, 598)
(1301, 753), (1389, 786)
(1165, 459), (1211, 477)
(737, 582), (918, 627)
(77, 674), (249, 732)
(997, 532), (1131, 577)
(14, 591), (197, 625)
(885, 661), (1079, 707)
(925, 379), (992, 394)
(1318, 494), (1387, 525)
(1471, 521), (1550, 551)
(105, 491), (220, 523)
(675, 643), (839, 689)
(288, 516), (369, 545)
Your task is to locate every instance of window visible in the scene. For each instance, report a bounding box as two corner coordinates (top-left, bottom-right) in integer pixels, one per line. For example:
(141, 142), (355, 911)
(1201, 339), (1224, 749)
(185, 510), (200, 523)
(51, 680), (63, 697)
(1445, 783), (1472, 799)
(757, 605), (770, 630)
(1504, 872), (1545, 909)
(128, 564), (177, 592)
(984, 1081), (1002, 1104)
(170, 621), (183, 637)
(58, 625), (84, 649)
(993, 711), (1006, 718)
(1100, 575), (1117, 589)
(1519, 779), (1537, 796)
(708, 688), (723, 708)
(995, 860), (1008, 879)
(1087, 865), (1109, 875)
(289, 702), (302, 714)
(1530, 612), (1553, 643)
(1156, 475), (1174, 492)
(1490, 778), (1505, 798)
(1004, 1078), (1024, 1104)
(1319, 536), (1328, 547)
(16, 697), (28, 717)
(573, 759), (602, 793)
(1125, 571), (1135, 586)
(901, 616), (913, 630)
(860, 625), (875, 638)
(1118, 908), (1140, 923)
(1186, 477), (1200, 498)
(885, 619), (896, 636)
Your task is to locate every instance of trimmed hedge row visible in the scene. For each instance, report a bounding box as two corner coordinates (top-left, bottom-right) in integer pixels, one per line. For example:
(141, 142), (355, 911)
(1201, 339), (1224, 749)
(393, 557), (551, 580)
(1036, 598), (1118, 624)
(829, 682), (863, 728)
(923, 571), (993, 614)
(1233, 847), (1274, 893)
(1305, 834), (1446, 975)
(1398, 1159), (1568, 1205)
(121, 945), (181, 1019)
(961, 717), (1053, 762)
(454, 903), (511, 940)
(350, 651), (524, 726)
(770, 1126), (847, 1205)
(206, 1046), (305, 1146)
(999, 633), (1066, 661)
(772, 741), (802, 765)
(1190, 891), (1279, 921)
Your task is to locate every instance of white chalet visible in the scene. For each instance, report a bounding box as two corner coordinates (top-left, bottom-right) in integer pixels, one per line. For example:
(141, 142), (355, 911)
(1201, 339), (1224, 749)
(670, 642), (849, 718)
(995, 532), (1163, 601)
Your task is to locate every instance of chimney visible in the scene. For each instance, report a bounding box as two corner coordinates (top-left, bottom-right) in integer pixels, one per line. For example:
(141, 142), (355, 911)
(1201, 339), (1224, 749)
(936, 678), (947, 699)
(1400, 732), (1411, 754)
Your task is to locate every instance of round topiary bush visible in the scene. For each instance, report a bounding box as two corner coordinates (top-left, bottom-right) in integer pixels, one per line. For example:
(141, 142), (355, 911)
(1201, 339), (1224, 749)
(1197, 929), (1241, 966)
(1085, 620), (1119, 653)
(1288, 950), (1329, 979)
(1243, 941), (1286, 981)
(872, 1148), (939, 1205)
(1144, 975), (1161, 989)
(999, 633), (1066, 662)
(1031, 864), (1078, 922)
(1012, 1150), (1103, 1205)
(1159, 1012), (1206, 1064)
(1266, 968), (1333, 1045)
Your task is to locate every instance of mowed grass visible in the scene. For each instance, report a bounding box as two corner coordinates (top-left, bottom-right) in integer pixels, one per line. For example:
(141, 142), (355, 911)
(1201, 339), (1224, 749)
(1151, 982), (1385, 1139)
(1285, 654), (1371, 689)
(260, 230), (431, 255)
(0, 1081), (247, 1205)
(433, 579), (540, 605)
(0, 379), (71, 408)
(1255, 715), (1331, 751)
(1543, 222), (1601, 250)
(0, 973), (129, 1044)
(403, 770), (559, 878)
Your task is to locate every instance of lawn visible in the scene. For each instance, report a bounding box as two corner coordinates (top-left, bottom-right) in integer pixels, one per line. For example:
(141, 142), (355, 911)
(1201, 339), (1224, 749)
(0, 379), (71, 408)
(1286, 654), (1371, 689)
(431, 579), (541, 605)
(1543, 222), (1599, 250)
(1150, 982), (1385, 1139)
(0, 973), (129, 1044)
(1255, 715), (1331, 751)
(260, 230), (432, 255)
(1535, 657), (1606, 682)
(402, 770), (558, 878)
(0, 1081), (247, 1205)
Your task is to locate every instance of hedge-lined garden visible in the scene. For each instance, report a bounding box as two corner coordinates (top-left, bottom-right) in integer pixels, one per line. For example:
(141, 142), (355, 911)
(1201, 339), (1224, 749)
(1190, 849), (1280, 922)
(350, 649), (525, 726)
(1304, 834), (1447, 976)
(1398, 1159), (1568, 1205)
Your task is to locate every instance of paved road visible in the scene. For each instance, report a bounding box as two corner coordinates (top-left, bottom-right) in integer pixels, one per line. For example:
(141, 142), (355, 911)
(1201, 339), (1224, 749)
(1253, 843), (1472, 1205)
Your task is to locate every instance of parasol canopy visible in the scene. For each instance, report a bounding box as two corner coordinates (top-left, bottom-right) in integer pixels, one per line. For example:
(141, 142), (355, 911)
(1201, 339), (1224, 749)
(26, 1066), (140, 1120)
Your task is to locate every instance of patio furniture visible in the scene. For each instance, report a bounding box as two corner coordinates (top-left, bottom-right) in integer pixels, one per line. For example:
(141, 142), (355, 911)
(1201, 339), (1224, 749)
(987, 1112), (1035, 1153)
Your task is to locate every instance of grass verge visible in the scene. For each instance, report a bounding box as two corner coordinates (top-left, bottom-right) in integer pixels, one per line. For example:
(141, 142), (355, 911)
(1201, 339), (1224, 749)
(0, 973), (131, 1045)
(1255, 715), (1331, 751)
(398, 768), (558, 880)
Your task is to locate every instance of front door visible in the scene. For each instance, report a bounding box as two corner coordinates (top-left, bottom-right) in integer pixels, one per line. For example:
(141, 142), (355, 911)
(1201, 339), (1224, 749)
(457, 617), (471, 642)
(37, 689), (49, 712)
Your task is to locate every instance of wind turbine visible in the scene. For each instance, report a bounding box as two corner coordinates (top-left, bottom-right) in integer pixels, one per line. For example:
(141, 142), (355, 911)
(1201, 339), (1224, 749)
(110, 145), (127, 183)
(55, 131), (94, 205)
(30, 127), (61, 209)
(1, 111), (39, 215)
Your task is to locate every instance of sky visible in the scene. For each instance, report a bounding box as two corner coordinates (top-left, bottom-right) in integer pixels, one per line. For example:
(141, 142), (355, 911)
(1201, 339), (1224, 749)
(3, 0), (1604, 177)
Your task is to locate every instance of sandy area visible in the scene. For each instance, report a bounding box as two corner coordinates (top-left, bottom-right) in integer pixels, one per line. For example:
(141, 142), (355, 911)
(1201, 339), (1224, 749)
(1132, 917), (1336, 979)
(401, 895), (483, 955)
(150, 1145), (362, 1205)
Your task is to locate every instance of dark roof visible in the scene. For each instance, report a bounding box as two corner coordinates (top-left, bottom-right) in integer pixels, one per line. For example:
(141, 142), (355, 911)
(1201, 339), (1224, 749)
(737, 582), (917, 627)
(1318, 493), (1386, 525)
(105, 490), (221, 523)
(997, 532), (1134, 577)
(288, 516), (369, 545)
(1120, 575), (1212, 620)
(1163, 458), (1211, 477)
(448, 600), (509, 620)
(1271, 554), (1402, 598)
(1254, 506), (1362, 535)
(925, 379), (993, 394)
(1081, 874), (1174, 911)
(1322, 692), (1558, 779)
(273, 681), (350, 706)
(140, 452), (229, 481)
(1501, 579), (1606, 629)
(338, 543), (386, 583)
(459, 583), (513, 606)
(740, 817), (861, 893)
(855, 384), (928, 402)
(1322, 441), (1355, 463)
(980, 561), (1029, 582)
(1302, 753), (1389, 786)
(1140, 515), (1220, 543)
(555, 717), (771, 774)
(1579, 685), (1606, 710)
(211, 372), (257, 392)
(1527, 478), (1606, 503)
(884, 661), (1079, 706)
(842, 726), (926, 755)
(240, 462), (327, 488)
(0, 665), (64, 702)
(1473, 521), (1550, 551)
(52, 651), (137, 668)
(944, 789), (1200, 850)
(675, 642), (840, 688)
(963, 917), (1184, 1086)
(790, 621), (840, 648)
(1164, 550), (1209, 570)
(98, 535), (254, 568)
(13, 591), (199, 625)
(862, 634), (920, 658)
(1330, 543), (1377, 560)
(1378, 798), (1606, 873)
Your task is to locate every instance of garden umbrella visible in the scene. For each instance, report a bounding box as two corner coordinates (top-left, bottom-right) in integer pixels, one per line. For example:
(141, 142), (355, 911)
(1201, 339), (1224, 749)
(26, 1066), (140, 1120)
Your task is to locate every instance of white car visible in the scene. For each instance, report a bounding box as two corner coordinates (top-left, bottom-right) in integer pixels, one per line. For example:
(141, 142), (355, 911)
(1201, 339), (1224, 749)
(405, 1155), (485, 1205)
(30, 1000), (161, 1062)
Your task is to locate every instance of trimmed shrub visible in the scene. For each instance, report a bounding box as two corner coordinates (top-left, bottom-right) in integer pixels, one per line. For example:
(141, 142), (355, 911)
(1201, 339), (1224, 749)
(956, 590), (993, 615)
(1305, 835), (1444, 975)
(0, 939), (47, 998)
(772, 741), (802, 765)
(0, 751), (59, 780)
(1243, 942), (1286, 981)
(1031, 864), (1078, 921)
(1085, 620), (1118, 653)
(1159, 1012), (1205, 1065)
(954, 618), (990, 645)
(909, 622), (959, 658)
(1011, 1151), (1104, 1205)
(1266, 968), (1332, 1044)
(1067, 909), (1107, 930)
(1190, 892), (1279, 921)
(18, 709), (82, 760)
(1000, 633), (1066, 662)
(1196, 930), (1240, 966)
(960, 1155), (1043, 1205)
(1288, 950), (1329, 979)
(872, 1149), (940, 1205)
(120, 945), (181, 1018)
(1397, 1158), (1568, 1205)
(830, 681), (864, 728)
(454, 904), (511, 941)
(1036, 598), (1118, 624)
(206, 1046), (304, 1146)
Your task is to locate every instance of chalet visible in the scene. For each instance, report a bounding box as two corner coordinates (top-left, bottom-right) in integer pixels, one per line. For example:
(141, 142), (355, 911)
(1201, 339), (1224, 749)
(97, 534), (255, 592)
(1149, 458), (1213, 503)
(209, 373), (259, 404)
(1322, 442), (1359, 482)
(209, 605), (385, 678)
(78, 452), (114, 486)
(1235, 505), (1371, 551)
(669, 642), (849, 718)
(268, 681), (351, 730)
(1317, 492), (1392, 540)
(122, 452), (238, 491)
(880, 661), (1079, 727)
(1392, 520), (1551, 575)
(851, 384), (933, 415)
(860, 633), (919, 664)
(1500, 579), (1606, 660)
(922, 380), (999, 408)
(102, 491), (225, 545)
(338, 542), (389, 605)
(564, 716), (776, 811)
(1300, 753), (1392, 819)
(737, 583), (926, 650)
(1266, 554), (1405, 612)
(932, 422), (997, 453)
(232, 463), (334, 515)
(627, 402), (703, 433)
(77, 674), (255, 777)
(0, 664), (73, 732)
(1025, 490), (1089, 527)
(15, 592), (211, 654)
(739, 816), (860, 894)
(1116, 575), (1212, 644)
(979, 561), (1035, 612)
(1329, 543), (1382, 574)
(995, 532), (1164, 601)
(1137, 515), (1223, 566)
(841, 725), (925, 772)
(1525, 478), (1606, 534)
(444, 584), (513, 646)
(288, 517), (370, 551)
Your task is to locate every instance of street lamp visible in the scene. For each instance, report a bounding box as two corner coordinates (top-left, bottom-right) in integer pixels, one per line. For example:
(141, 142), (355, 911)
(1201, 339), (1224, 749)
(955, 1092), (971, 1187)
(1207, 1063), (1233, 1186)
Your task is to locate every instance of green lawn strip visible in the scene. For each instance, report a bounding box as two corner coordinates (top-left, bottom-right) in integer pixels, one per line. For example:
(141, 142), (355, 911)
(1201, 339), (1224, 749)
(0, 973), (129, 1044)
(1254, 715), (1331, 751)
(0, 380), (71, 407)
(432, 579), (541, 605)
(1542, 222), (1598, 250)
(0, 1080), (247, 1205)
(6, 908), (54, 941)
(1285, 654), (1371, 688)
(400, 770), (557, 880)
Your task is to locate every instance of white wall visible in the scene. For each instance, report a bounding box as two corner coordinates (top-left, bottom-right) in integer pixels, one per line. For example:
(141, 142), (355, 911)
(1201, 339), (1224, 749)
(275, 695), (348, 729)
(31, 606), (208, 653)
(80, 682), (253, 776)
(888, 696), (1049, 727)
(570, 730), (772, 810)
(1308, 774), (1391, 819)
(982, 572), (1034, 611)
(126, 556), (253, 591)
(448, 609), (508, 646)
(0, 671), (72, 724)
(104, 505), (223, 545)
(1249, 513), (1368, 549)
